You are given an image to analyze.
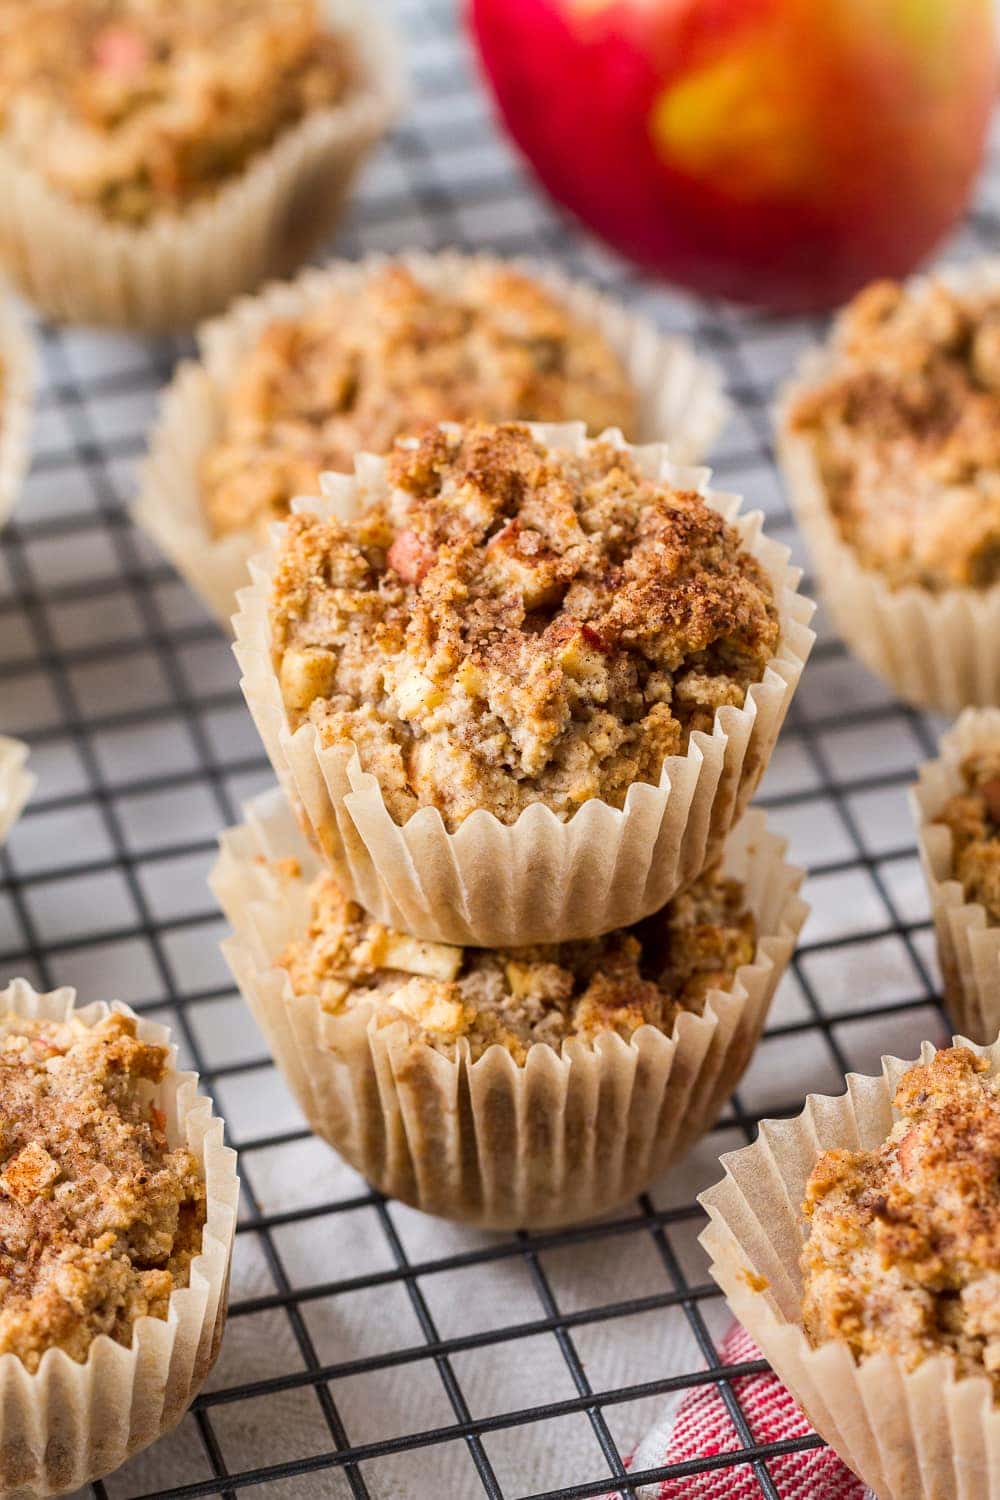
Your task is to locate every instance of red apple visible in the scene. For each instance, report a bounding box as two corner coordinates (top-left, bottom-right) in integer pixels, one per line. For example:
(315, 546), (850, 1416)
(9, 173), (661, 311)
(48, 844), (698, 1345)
(469, 0), (997, 311)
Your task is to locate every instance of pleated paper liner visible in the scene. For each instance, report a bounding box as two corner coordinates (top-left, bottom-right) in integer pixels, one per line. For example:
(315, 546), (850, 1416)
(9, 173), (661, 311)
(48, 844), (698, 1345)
(700, 1034), (1000, 1500)
(0, 0), (402, 332)
(135, 249), (729, 628)
(0, 737), (34, 847)
(0, 980), (238, 1498)
(211, 786), (807, 1231)
(912, 707), (1000, 1045)
(233, 421), (815, 947)
(0, 294), (35, 531)
(776, 256), (1000, 713)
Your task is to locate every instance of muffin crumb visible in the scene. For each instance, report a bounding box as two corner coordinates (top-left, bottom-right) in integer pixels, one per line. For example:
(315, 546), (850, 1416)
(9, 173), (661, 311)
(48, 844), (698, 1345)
(801, 1046), (1000, 1391)
(0, 0), (347, 224)
(0, 1010), (206, 1371)
(279, 860), (757, 1063)
(932, 747), (1000, 922)
(789, 278), (1000, 591)
(270, 422), (779, 830)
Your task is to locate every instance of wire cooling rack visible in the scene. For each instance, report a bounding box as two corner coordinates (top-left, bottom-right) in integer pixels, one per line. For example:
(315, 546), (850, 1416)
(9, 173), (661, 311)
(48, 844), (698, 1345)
(0, 2), (998, 1496)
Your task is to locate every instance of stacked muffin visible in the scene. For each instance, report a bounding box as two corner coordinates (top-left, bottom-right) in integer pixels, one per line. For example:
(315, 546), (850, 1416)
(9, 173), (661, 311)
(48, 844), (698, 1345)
(192, 268), (816, 1227)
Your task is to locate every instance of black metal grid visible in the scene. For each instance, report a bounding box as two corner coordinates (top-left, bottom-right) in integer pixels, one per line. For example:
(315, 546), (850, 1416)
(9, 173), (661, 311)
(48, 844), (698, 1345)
(0, 1), (996, 1495)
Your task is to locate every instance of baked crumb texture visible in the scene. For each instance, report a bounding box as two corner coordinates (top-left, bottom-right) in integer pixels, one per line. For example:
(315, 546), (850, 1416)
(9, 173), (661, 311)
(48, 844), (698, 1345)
(0, 1010), (205, 1372)
(202, 264), (638, 539)
(789, 278), (1000, 592)
(279, 860), (756, 1063)
(801, 1047), (1000, 1392)
(270, 423), (779, 831)
(0, 0), (346, 224)
(933, 747), (1000, 923)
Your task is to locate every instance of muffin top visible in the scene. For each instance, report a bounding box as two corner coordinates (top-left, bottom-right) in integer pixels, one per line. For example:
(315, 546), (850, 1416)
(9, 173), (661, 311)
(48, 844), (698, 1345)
(788, 278), (1000, 591)
(0, 0), (346, 224)
(0, 1010), (205, 1371)
(270, 423), (779, 830)
(801, 1047), (1000, 1391)
(933, 746), (1000, 922)
(201, 264), (638, 539)
(278, 857), (756, 1063)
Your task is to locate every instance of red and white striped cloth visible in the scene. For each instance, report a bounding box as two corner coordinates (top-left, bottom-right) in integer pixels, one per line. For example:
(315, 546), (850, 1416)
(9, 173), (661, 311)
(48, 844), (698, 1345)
(614, 1323), (870, 1499)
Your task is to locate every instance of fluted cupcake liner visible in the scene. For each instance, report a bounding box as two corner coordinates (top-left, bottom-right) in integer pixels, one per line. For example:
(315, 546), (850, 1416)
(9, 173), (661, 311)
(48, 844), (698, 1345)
(0, 0), (402, 332)
(0, 295), (35, 531)
(211, 787), (806, 1230)
(0, 980), (238, 1498)
(233, 421), (814, 947)
(777, 256), (1000, 713)
(912, 707), (1000, 1044)
(0, 737), (34, 847)
(700, 1034), (1000, 1500)
(135, 249), (729, 627)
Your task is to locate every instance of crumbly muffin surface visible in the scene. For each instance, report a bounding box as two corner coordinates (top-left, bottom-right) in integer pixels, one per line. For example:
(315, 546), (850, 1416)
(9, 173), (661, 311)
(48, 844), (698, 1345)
(278, 858), (756, 1063)
(933, 747), (1000, 922)
(201, 265), (638, 538)
(801, 1047), (1000, 1391)
(788, 279), (1000, 591)
(0, 1011), (205, 1371)
(271, 423), (779, 830)
(0, 0), (346, 224)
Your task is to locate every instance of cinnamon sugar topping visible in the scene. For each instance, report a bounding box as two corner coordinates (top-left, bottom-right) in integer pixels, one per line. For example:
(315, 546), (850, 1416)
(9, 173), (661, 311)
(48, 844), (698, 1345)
(270, 422), (779, 830)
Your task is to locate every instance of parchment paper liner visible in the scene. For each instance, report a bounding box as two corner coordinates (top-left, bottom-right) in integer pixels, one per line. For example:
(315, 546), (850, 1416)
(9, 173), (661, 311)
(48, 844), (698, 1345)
(135, 249), (729, 627)
(0, 297), (35, 531)
(0, 738), (34, 847)
(912, 707), (1000, 1044)
(212, 789), (806, 1230)
(0, 0), (402, 332)
(233, 421), (814, 946)
(700, 1033), (1000, 1500)
(0, 979), (238, 1498)
(776, 256), (1000, 713)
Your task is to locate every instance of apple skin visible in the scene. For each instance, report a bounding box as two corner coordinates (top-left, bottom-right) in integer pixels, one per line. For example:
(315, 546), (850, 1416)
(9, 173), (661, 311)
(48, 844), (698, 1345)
(469, 0), (997, 312)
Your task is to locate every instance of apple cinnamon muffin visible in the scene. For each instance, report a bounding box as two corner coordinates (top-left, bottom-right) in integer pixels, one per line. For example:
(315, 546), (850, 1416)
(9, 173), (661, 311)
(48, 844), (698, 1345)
(0, 1008), (206, 1371)
(787, 277), (1000, 592)
(279, 857), (756, 1063)
(931, 746), (1000, 923)
(201, 264), (638, 539)
(271, 422), (780, 831)
(800, 1046), (1000, 1390)
(0, 0), (347, 225)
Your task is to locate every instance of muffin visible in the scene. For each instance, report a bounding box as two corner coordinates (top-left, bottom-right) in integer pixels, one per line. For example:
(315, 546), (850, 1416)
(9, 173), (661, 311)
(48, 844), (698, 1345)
(235, 420), (813, 945)
(0, 292), (35, 531)
(0, 0), (400, 329)
(213, 787), (806, 1228)
(801, 1047), (1000, 1386)
(912, 707), (1000, 1043)
(0, 736), (34, 846)
(778, 258), (1000, 711)
(136, 250), (728, 625)
(0, 979), (237, 1497)
(701, 1036), (1000, 1500)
